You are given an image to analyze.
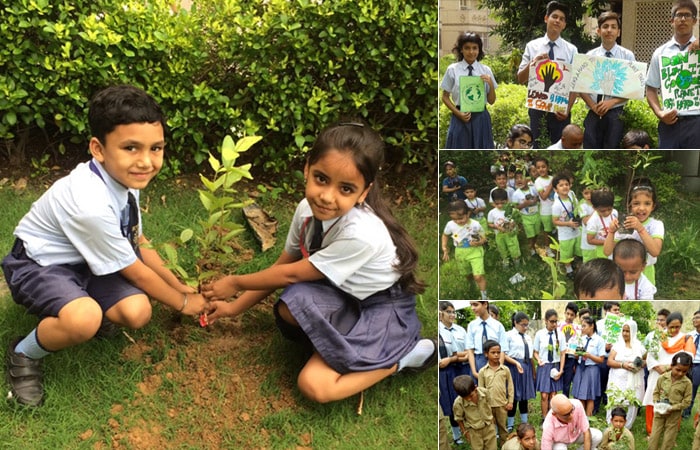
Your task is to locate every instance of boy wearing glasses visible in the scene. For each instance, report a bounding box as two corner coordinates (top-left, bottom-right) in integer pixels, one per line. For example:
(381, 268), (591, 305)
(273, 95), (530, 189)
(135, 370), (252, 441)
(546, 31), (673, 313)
(645, 0), (700, 148)
(542, 394), (602, 450)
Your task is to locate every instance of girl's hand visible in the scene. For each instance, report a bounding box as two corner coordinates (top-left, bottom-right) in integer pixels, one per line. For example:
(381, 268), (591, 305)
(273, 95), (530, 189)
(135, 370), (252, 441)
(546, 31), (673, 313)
(204, 300), (235, 323)
(442, 250), (450, 262)
(457, 111), (472, 123)
(624, 215), (643, 232)
(516, 363), (524, 374)
(553, 371), (562, 381)
(201, 275), (238, 301)
(182, 293), (208, 316)
(480, 74), (493, 88)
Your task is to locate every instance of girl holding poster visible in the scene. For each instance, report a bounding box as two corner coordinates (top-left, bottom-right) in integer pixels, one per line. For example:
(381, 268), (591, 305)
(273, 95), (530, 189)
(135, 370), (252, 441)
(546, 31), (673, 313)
(441, 32), (497, 149)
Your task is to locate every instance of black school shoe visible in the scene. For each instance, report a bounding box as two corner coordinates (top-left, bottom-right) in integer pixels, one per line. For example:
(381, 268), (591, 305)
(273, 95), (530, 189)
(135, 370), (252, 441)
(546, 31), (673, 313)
(6, 338), (44, 407)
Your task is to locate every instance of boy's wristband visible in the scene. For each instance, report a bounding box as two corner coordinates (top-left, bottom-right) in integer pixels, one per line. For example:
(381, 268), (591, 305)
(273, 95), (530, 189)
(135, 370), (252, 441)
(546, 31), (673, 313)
(179, 293), (188, 312)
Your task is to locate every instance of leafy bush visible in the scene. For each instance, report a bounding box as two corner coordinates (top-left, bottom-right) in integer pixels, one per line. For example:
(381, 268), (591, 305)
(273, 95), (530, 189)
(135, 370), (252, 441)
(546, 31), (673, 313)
(1, 0), (437, 176)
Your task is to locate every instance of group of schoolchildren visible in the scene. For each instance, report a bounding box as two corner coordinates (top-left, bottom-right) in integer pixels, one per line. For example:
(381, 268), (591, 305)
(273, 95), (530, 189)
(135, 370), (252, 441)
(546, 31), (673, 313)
(442, 0), (700, 149)
(441, 154), (663, 301)
(440, 300), (700, 449)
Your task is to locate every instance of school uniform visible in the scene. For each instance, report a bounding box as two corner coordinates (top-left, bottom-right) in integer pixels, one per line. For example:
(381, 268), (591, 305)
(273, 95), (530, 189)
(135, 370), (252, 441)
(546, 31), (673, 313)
(646, 35), (700, 148)
(558, 321), (581, 397)
(533, 328), (563, 393)
(478, 363), (514, 442)
(277, 199), (421, 374)
(583, 44), (636, 149)
(466, 317), (508, 374)
(441, 59), (497, 149)
(624, 273), (656, 300)
(571, 333), (606, 400)
(686, 330), (700, 418)
(534, 176), (554, 233)
(443, 218), (486, 276)
(649, 371), (692, 450)
(1, 159), (144, 318)
(488, 207), (521, 262)
(585, 210), (617, 260)
(506, 328), (536, 401)
(551, 195), (578, 261)
(519, 35), (578, 147)
(465, 196), (488, 231)
(439, 322), (471, 428)
(453, 388), (498, 450)
(512, 186), (541, 239)
(578, 201), (596, 262)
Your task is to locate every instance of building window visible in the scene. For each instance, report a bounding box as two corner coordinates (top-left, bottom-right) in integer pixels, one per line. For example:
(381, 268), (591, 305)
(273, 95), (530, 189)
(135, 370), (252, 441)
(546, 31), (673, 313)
(460, 0), (469, 10)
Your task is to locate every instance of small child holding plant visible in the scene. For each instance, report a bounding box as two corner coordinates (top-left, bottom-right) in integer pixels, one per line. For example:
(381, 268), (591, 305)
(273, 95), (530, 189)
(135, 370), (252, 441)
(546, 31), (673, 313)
(511, 170), (540, 257)
(648, 352), (693, 450)
(550, 173), (579, 279)
(488, 188), (521, 268)
(600, 407), (635, 450)
(464, 183), (488, 231)
(585, 188), (617, 261)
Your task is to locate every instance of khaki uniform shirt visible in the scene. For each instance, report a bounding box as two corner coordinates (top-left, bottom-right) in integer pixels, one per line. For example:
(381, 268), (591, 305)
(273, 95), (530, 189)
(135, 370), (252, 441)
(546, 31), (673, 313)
(653, 371), (692, 412)
(478, 363), (514, 407)
(453, 387), (493, 430)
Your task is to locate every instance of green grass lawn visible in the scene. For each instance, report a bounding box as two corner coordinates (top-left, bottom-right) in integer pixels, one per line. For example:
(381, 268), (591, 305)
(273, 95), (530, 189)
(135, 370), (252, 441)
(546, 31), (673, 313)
(0, 175), (438, 449)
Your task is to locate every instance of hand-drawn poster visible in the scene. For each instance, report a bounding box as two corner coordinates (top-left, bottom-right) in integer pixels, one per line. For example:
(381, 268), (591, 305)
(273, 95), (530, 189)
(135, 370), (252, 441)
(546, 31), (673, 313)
(525, 60), (571, 114)
(601, 314), (627, 344)
(659, 50), (700, 112)
(570, 53), (647, 100)
(459, 76), (485, 113)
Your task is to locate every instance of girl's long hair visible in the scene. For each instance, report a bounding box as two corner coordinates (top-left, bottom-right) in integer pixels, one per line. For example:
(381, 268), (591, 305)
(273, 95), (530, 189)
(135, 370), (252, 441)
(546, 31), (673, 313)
(307, 122), (425, 294)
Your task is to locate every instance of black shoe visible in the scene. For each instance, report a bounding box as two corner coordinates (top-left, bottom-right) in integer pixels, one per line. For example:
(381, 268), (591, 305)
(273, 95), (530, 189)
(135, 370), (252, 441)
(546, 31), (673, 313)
(566, 272), (575, 280)
(95, 318), (120, 339)
(6, 338), (44, 407)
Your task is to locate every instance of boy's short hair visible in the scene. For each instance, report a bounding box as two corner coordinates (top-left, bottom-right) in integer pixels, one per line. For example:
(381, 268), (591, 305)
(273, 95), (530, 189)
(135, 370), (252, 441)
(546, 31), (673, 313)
(565, 302), (579, 315)
(546, 1), (569, 18)
(88, 85), (167, 144)
(613, 239), (647, 263)
(597, 11), (621, 28)
(591, 189), (614, 208)
(493, 170), (507, 180)
(574, 259), (625, 299)
(603, 301), (620, 312)
(483, 339), (501, 354)
(444, 160), (456, 169)
(448, 200), (469, 215)
(658, 308), (671, 317)
(610, 406), (627, 419)
(464, 183), (476, 192)
(551, 173), (570, 190)
(491, 188), (508, 202)
(453, 374), (476, 397)
(621, 129), (652, 148)
(672, 0), (697, 18)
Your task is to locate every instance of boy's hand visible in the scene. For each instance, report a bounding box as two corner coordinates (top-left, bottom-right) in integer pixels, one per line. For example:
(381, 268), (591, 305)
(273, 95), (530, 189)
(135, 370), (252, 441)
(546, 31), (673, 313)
(506, 403), (513, 411)
(202, 275), (238, 301)
(182, 293), (208, 316)
(609, 217), (620, 233)
(442, 250), (450, 262)
(204, 300), (235, 323)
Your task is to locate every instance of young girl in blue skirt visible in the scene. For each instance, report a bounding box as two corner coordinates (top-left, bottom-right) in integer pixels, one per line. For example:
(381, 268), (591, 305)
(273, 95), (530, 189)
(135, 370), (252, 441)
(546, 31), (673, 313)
(441, 32), (497, 148)
(533, 308), (565, 417)
(504, 312), (536, 432)
(571, 316), (606, 416)
(202, 122), (436, 403)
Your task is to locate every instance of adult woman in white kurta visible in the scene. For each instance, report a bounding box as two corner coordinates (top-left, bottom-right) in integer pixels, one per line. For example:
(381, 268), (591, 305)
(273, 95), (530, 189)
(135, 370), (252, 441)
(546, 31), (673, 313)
(606, 319), (646, 428)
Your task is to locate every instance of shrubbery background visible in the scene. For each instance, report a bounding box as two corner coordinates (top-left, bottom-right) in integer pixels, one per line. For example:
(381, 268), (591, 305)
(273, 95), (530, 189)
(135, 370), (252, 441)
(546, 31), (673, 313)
(0, 0), (437, 175)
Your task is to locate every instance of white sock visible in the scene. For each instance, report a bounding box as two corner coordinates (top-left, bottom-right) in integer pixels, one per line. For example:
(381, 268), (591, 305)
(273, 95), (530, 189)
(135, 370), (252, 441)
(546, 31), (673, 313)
(398, 338), (434, 371)
(14, 328), (51, 359)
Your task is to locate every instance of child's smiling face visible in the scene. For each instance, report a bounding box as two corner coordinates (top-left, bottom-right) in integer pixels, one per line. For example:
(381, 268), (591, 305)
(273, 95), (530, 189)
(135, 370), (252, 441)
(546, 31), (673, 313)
(495, 174), (507, 188)
(535, 161), (549, 177)
(304, 149), (370, 221)
(554, 178), (570, 197)
(461, 42), (480, 64)
(629, 191), (654, 223)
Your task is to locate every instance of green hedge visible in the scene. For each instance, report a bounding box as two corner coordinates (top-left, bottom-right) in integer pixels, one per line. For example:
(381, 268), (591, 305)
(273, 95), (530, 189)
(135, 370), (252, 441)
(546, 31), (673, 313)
(0, 0), (437, 175)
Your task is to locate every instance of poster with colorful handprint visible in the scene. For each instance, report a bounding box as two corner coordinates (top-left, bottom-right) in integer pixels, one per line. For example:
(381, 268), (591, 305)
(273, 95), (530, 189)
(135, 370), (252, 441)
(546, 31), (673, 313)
(570, 53), (647, 100)
(525, 60), (571, 114)
(659, 50), (700, 112)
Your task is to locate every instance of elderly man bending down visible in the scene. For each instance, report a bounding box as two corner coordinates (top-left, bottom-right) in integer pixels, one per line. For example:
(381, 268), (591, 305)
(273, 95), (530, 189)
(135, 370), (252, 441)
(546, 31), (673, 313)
(542, 394), (602, 450)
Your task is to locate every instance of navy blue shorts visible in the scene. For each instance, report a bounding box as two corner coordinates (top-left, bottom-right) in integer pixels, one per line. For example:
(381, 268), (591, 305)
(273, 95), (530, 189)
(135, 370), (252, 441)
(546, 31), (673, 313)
(2, 239), (144, 319)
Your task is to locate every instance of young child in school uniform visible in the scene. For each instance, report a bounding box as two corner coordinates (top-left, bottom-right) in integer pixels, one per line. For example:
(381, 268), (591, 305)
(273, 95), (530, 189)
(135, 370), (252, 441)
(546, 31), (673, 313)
(613, 239), (656, 300)
(452, 374), (498, 450)
(604, 177), (664, 286)
(600, 407), (635, 450)
(501, 423), (540, 450)
(550, 173), (579, 279)
(533, 157), (555, 256)
(488, 188), (521, 267)
(464, 183), (488, 232)
(442, 200), (489, 300)
(1, 85), (208, 407)
(649, 352), (693, 450)
(203, 122), (436, 403)
(578, 185), (596, 263)
(512, 171), (540, 257)
(478, 340), (514, 444)
(585, 188), (617, 261)
(489, 170), (515, 206)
